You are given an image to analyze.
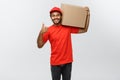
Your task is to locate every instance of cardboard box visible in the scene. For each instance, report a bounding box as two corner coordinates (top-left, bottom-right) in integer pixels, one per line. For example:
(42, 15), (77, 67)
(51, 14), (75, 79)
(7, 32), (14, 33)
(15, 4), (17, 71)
(61, 3), (88, 28)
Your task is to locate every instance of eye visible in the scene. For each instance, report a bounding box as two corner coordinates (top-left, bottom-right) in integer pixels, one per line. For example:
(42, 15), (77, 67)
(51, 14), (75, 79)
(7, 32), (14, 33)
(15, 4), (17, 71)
(50, 12), (61, 17)
(51, 15), (55, 17)
(56, 14), (60, 16)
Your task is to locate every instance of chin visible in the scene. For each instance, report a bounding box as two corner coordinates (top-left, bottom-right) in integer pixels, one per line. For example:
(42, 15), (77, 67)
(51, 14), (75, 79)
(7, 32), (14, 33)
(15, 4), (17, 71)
(53, 22), (61, 25)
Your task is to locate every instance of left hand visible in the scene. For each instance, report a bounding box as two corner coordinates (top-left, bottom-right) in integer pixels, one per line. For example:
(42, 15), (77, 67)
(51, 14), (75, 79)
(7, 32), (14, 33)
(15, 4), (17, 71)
(84, 7), (89, 12)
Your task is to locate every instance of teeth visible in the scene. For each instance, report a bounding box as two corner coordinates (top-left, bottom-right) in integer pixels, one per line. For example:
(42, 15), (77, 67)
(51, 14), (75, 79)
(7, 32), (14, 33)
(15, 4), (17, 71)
(54, 19), (59, 20)
(54, 20), (59, 21)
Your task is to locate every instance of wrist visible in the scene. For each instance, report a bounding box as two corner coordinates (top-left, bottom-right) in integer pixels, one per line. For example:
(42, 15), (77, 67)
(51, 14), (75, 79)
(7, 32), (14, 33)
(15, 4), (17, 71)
(40, 31), (44, 34)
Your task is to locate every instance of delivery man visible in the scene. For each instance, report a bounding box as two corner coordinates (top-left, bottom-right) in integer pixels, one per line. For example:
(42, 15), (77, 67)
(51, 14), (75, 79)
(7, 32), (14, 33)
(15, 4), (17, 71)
(37, 6), (90, 80)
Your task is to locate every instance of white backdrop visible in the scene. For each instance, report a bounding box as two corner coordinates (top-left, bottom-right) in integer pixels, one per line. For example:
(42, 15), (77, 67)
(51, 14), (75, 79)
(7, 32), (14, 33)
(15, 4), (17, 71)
(0, 0), (120, 80)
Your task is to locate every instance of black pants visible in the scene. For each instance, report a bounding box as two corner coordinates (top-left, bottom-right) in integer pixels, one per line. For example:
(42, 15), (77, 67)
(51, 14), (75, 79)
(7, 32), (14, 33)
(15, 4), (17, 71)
(51, 62), (72, 80)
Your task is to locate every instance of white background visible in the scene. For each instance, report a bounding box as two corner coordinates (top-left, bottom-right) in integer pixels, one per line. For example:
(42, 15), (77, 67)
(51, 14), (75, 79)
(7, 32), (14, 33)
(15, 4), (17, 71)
(0, 0), (120, 80)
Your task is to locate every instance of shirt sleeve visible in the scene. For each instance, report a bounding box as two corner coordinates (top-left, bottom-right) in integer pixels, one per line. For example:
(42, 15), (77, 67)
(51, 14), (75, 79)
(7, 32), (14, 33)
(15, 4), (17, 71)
(42, 31), (49, 43)
(70, 27), (79, 33)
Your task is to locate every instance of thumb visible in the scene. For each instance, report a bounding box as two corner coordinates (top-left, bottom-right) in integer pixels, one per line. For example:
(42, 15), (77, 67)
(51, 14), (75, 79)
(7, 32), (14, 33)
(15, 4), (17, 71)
(42, 23), (45, 29)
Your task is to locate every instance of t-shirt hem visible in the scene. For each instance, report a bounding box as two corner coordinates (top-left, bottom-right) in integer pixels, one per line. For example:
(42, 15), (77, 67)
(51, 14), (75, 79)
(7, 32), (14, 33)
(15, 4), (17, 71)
(50, 61), (73, 66)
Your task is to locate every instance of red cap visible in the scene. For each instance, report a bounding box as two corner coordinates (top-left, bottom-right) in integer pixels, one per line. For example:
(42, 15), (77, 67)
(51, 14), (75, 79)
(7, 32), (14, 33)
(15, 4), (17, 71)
(50, 7), (62, 14)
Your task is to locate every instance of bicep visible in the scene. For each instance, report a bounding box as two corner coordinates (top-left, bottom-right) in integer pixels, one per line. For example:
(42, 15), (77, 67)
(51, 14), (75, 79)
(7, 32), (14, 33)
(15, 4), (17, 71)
(70, 27), (79, 34)
(42, 32), (49, 43)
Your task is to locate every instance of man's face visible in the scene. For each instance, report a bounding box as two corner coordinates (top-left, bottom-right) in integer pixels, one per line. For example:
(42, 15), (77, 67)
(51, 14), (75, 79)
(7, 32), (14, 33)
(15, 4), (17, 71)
(50, 12), (62, 25)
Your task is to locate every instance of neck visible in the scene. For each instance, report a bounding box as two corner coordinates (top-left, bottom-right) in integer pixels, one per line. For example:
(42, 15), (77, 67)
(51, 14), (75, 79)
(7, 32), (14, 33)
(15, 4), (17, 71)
(53, 23), (62, 26)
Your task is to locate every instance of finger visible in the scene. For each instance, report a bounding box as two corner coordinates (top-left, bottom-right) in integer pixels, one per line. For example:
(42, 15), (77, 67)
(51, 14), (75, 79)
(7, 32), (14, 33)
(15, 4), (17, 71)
(84, 7), (89, 11)
(42, 23), (44, 29)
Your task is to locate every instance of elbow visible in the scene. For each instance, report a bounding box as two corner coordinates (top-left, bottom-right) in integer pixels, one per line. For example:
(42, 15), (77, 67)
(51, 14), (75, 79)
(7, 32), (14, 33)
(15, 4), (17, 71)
(84, 29), (88, 33)
(37, 42), (43, 48)
(37, 44), (43, 48)
(81, 29), (88, 33)
(83, 26), (89, 33)
(37, 39), (44, 48)
(37, 44), (41, 48)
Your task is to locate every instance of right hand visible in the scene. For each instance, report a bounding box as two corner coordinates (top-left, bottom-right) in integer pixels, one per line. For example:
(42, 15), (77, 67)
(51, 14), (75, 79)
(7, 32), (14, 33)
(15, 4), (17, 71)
(40, 23), (48, 34)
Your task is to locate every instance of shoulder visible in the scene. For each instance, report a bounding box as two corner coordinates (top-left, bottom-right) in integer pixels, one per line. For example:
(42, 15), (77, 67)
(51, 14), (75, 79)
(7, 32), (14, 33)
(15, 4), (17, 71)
(48, 25), (55, 30)
(61, 25), (78, 30)
(61, 25), (71, 29)
(46, 25), (56, 32)
(62, 25), (69, 27)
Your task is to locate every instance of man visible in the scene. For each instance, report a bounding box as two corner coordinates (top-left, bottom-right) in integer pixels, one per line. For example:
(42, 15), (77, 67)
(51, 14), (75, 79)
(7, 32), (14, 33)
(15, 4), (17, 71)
(37, 7), (90, 80)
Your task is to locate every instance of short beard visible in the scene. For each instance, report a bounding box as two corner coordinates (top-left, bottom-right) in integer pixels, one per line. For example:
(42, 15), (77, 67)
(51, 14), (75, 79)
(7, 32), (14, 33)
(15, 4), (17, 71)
(52, 18), (62, 25)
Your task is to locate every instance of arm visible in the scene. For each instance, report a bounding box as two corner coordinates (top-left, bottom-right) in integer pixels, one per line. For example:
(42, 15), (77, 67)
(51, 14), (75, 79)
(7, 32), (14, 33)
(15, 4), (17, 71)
(78, 7), (90, 33)
(37, 24), (48, 48)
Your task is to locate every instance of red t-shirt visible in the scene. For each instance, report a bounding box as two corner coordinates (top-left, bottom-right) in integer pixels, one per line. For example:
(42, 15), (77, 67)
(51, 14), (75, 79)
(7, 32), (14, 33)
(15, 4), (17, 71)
(42, 25), (79, 65)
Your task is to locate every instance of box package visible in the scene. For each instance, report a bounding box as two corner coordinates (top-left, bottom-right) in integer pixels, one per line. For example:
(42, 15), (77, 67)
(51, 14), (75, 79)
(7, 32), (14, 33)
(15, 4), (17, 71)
(61, 3), (88, 28)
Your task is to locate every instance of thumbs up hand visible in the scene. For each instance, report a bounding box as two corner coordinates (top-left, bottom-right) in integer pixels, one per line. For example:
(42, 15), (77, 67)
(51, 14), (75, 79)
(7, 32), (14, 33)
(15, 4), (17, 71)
(40, 23), (48, 34)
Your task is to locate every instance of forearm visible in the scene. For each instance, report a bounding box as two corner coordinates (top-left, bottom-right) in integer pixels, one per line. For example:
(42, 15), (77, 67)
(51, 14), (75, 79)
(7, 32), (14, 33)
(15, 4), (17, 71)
(78, 11), (90, 33)
(84, 11), (90, 32)
(37, 32), (45, 48)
